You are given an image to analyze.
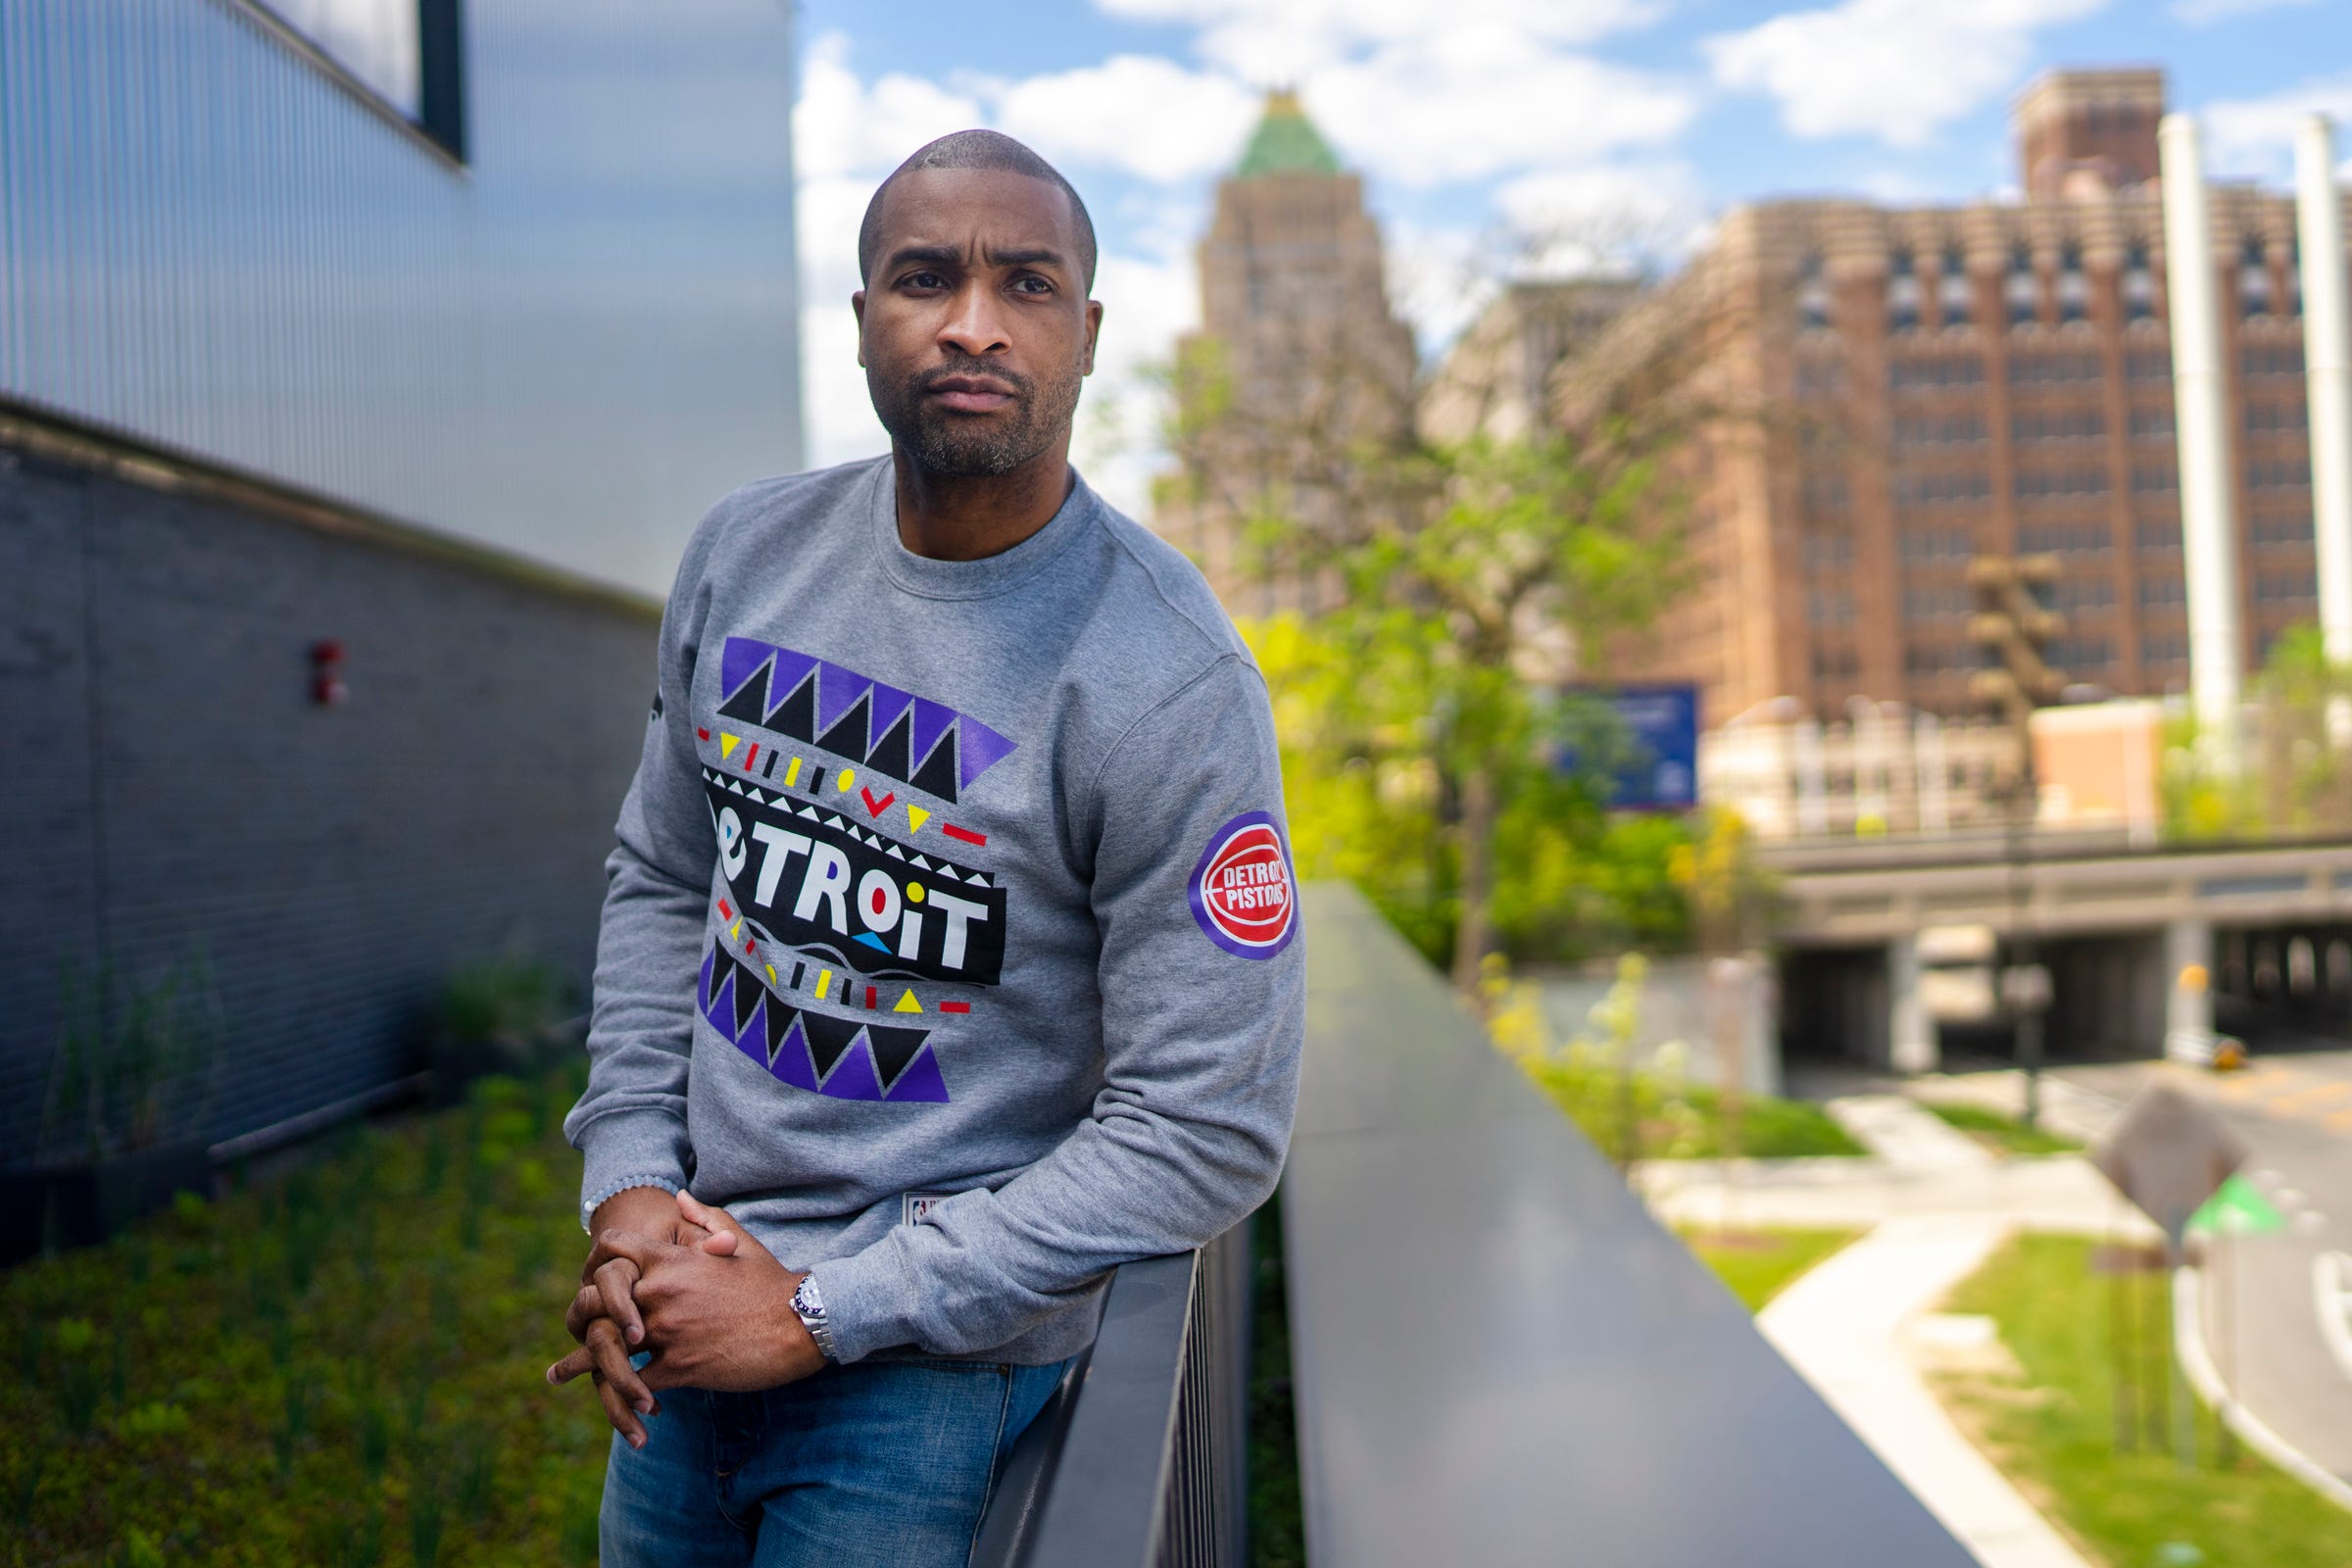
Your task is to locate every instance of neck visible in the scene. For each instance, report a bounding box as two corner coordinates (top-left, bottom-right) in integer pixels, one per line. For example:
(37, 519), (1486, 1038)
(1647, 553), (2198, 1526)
(891, 441), (1075, 563)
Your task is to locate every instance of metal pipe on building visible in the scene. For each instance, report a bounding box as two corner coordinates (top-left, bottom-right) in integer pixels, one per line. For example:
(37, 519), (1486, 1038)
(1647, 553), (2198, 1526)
(2160, 113), (2246, 763)
(2299, 115), (2352, 668)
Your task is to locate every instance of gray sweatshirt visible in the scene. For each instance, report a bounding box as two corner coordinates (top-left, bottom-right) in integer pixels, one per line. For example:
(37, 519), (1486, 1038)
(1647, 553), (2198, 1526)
(564, 456), (1305, 1366)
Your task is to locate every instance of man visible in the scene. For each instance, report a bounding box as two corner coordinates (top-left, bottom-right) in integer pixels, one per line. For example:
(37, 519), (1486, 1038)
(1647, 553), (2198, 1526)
(546, 129), (1305, 1567)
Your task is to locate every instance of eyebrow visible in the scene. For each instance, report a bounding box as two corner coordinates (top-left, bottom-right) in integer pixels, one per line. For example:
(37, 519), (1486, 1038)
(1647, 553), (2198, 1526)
(882, 243), (1071, 274)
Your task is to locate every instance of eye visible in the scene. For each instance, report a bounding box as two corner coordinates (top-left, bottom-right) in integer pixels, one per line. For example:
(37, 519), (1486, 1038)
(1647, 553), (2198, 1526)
(900, 270), (949, 291)
(1012, 274), (1054, 295)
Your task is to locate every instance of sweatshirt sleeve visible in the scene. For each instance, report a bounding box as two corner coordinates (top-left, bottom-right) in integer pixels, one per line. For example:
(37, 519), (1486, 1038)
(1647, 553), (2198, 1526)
(562, 521), (723, 1226)
(809, 655), (1305, 1362)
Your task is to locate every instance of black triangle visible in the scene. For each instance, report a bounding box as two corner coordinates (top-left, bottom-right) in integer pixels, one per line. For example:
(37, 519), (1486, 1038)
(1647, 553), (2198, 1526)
(864, 1025), (930, 1091)
(718, 662), (772, 725)
(760, 1000), (801, 1068)
(817, 692), (872, 763)
(767, 671), (817, 743)
(731, 962), (765, 1038)
(802, 1013), (863, 1080)
(864, 709), (913, 785)
(908, 725), (960, 804)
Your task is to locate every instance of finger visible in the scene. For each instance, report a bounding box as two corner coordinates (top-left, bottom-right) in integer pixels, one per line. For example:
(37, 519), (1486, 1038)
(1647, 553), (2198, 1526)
(593, 1257), (647, 1346)
(700, 1230), (739, 1256)
(547, 1345), (595, 1387)
(677, 1191), (771, 1260)
(595, 1371), (650, 1449)
(585, 1227), (670, 1281)
(586, 1319), (658, 1418)
(565, 1285), (605, 1343)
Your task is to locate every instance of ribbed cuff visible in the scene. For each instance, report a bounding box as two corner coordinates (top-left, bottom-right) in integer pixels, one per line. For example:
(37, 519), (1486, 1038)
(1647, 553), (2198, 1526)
(573, 1107), (692, 1233)
(807, 1235), (922, 1366)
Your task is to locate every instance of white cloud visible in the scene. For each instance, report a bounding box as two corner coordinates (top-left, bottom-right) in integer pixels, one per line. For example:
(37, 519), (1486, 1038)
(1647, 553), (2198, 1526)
(1313, 26), (1695, 185)
(993, 56), (1261, 182)
(794, 31), (984, 183)
(1704, 0), (2110, 147)
(2173, 0), (2315, 23)
(1095, 0), (1660, 78)
(1496, 162), (1705, 256)
(1074, 248), (1203, 514)
(2200, 72), (2352, 183)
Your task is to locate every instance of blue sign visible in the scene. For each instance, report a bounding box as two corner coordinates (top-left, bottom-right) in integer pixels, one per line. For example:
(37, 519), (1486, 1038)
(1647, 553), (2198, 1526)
(1559, 683), (1699, 810)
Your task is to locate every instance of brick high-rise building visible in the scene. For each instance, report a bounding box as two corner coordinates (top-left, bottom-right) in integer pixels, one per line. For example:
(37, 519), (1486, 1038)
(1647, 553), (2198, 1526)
(1156, 90), (1415, 614)
(1549, 66), (2335, 722)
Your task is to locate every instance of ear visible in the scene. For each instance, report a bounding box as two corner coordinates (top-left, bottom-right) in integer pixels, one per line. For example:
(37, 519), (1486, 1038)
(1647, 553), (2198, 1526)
(1081, 299), (1102, 377)
(852, 289), (868, 368)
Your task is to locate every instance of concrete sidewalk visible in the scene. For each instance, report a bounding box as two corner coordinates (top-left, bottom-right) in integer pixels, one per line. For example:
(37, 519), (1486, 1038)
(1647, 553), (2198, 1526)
(1759, 1217), (2093, 1568)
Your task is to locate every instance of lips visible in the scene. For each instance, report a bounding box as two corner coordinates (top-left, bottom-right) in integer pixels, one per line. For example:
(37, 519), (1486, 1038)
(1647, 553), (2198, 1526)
(922, 374), (1018, 414)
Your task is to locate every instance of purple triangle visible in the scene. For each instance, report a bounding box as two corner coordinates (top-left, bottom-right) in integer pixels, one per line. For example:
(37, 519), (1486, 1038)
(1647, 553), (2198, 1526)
(816, 662), (870, 736)
(867, 681), (915, 739)
(957, 719), (1018, 791)
(907, 698), (957, 769)
(818, 1036), (884, 1101)
(720, 637), (777, 701)
(698, 947), (716, 1008)
(705, 968), (737, 1032)
(765, 648), (819, 710)
(881, 1044), (951, 1103)
(727, 995), (767, 1062)
(770, 1017), (819, 1092)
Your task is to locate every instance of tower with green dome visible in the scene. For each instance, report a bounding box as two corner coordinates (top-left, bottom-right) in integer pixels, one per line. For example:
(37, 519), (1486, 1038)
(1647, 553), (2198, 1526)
(1160, 89), (1416, 614)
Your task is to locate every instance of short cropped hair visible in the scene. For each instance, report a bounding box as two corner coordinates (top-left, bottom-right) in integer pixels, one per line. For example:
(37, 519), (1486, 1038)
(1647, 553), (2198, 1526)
(858, 130), (1099, 293)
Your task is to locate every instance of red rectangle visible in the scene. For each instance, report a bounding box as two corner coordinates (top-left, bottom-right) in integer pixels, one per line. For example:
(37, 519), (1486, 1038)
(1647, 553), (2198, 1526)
(940, 1001), (971, 1014)
(865, 985), (877, 1009)
(941, 822), (987, 847)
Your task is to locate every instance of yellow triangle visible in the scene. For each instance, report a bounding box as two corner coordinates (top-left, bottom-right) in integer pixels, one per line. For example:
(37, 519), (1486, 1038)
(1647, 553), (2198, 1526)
(719, 733), (741, 760)
(729, 920), (741, 941)
(766, 964), (778, 985)
(894, 990), (922, 1014)
(907, 806), (931, 832)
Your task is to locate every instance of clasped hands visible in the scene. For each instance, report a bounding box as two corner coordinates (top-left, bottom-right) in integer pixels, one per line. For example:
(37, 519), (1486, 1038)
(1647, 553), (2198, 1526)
(546, 1187), (825, 1448)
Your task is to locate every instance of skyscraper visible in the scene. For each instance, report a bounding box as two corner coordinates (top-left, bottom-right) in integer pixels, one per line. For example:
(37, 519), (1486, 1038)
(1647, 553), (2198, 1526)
(1157, 90), (1416, 613)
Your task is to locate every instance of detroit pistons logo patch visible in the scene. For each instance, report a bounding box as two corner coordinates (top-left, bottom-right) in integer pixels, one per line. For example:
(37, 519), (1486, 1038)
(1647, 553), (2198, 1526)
(1190, 810), (1298, 959)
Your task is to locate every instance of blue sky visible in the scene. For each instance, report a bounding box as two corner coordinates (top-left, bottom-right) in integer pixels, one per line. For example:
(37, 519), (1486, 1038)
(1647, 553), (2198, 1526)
(791, 0), (2352, 506)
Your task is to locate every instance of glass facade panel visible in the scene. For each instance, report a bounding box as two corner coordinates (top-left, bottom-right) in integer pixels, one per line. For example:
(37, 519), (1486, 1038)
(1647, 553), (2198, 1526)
(257, 0), (422, 117)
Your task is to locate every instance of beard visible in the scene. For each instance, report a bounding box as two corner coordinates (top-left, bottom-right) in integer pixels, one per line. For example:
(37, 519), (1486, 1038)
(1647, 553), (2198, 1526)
(869, 354), (1084, 478)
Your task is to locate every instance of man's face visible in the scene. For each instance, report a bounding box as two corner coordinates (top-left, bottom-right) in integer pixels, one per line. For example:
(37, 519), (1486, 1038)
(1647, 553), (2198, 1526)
(855, 168), (1101, 479)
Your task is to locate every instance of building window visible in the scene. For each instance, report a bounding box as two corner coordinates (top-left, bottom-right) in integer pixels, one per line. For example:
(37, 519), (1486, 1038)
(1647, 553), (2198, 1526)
(1809, 590), (1857, 626)
(1795, 354), (1845, 396)
(1803, 531), (1855, 566)
(2058, 244), (2088, 324)
(2011, 408), (2106, 443)
(1898, 527), (1973, 563)
(2052, 577), (2115, 612)
(1798, 252), (1830, 332)
(2045, 636), (2113, 671)
(2007, 351), (2102, 385)
(1901, 585), (1972, 619)
(2130, 406), (2174, 440)
(243, 0), (466, 157)
(1802, 470), (1851, 511)
(2241, 237), (2273, 319)
(2132, 463), (2179, 494)
(2018, 522), (2110, 554)
(1938, 247), (1972, 326)
(2250, 458), (2312, 491)
(2254, 510), (2315, 543)
(2257, 568), (2319, 603)
(1888, 355), (1986, 390)
(2244, 400), (2303, 434)
(2243, 342), (2305, 376)
(2006, 243), (2039, 327)
(2136, 518), (2181, 551)
(1894, 469), (1994, 507)
(2139, 573), (2187, 609)
(2124, 244), (2157, 322)
(1893, 414), (1988, 447)
(2127, 347), (2173, 381)
(2144, 631), (2189, 663)
(2013, 467), (2109, 500)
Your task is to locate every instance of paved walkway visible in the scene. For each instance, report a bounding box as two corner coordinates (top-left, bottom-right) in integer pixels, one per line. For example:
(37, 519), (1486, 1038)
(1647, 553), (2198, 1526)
(1759, 1216), (2093, 1568)
(1647, 1095), (2141, 1568)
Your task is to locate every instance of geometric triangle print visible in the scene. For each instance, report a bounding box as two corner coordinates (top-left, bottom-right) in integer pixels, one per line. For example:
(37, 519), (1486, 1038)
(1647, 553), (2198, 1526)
(717, 660), (772, 724)
(730, 964), (766, 1038)
(882, 1043), (951, 1103)
(907, 698), (957, 775)
(865, 707), (914, 784)
(957, 718), (1017, 793)
(817, 690), (873, 764)
(802, 1011), (863, 1082)
(909, 724), (959, 803)
(769, 1014), (819, 1092)
(767, 668), (818, 744)
(760, 999), (803, 1070)
(864, 1024), (930, 1091)
(819, 1038), (884, 1101)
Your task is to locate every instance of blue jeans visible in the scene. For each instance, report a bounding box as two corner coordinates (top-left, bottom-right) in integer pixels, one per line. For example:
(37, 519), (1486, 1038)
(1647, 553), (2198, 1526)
(598, 1356), (1073, 1568)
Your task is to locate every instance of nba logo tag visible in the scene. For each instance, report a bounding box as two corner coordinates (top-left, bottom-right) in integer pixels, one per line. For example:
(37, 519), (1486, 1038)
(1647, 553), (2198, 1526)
(1189, 811), (1298, 959)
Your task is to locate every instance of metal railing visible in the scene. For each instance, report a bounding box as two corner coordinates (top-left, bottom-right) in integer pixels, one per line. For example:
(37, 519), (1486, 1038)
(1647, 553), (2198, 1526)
(972, 1220), (1251, 1568)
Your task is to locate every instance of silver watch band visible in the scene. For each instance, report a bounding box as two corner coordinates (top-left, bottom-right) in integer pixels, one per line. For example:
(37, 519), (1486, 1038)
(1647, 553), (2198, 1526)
(792, 1274), (838, 1361)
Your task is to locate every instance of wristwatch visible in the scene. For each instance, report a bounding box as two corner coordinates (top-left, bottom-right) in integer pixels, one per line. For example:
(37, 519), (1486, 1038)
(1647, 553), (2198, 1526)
(791, 1275), (838, 1362)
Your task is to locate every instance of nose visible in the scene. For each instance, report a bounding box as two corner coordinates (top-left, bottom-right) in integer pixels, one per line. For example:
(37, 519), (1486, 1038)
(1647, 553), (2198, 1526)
(937, 278), (1010, 359)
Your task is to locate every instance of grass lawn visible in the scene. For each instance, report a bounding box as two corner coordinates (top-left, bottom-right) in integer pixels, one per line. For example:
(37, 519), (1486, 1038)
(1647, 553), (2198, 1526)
(1520, 1061), (1867, 1160)
(2, 1069), (612, 1566)
(1935, 1233), (2352, 1568)
(1679, 1227), (1862, 1313)
(1920, 1101), (2084, 1156)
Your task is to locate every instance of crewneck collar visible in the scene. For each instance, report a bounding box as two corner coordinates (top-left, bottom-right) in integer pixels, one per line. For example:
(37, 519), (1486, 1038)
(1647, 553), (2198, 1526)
(864, 456), (1094, 601)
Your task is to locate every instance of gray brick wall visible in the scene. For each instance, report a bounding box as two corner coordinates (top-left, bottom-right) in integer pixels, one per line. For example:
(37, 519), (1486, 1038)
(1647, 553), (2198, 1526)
(0, 440), (661, 1154)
